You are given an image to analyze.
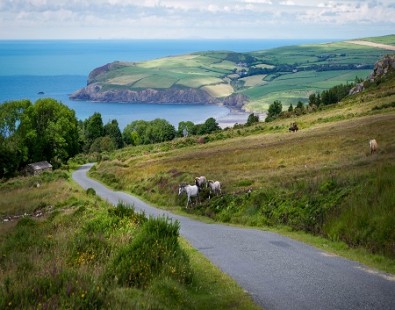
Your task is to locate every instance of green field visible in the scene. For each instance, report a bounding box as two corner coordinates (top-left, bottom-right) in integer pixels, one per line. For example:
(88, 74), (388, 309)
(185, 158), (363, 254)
(243, 69), (372, 111)
(88, 69), (395, 273)
(83, 35), (395, 109)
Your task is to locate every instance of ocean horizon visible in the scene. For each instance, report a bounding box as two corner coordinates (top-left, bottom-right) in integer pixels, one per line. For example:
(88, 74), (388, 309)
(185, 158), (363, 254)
(0, 39), (329, 129)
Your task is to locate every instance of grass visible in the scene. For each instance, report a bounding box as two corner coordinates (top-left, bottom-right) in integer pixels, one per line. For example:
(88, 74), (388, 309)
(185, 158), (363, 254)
(83, 35), (393, 109)
(243, 70), (372, 111)
(89, 73), (395, 272)
(202, 83), (234, 98)
(0, 171), (260, 309)
(361, 34), (395, 45)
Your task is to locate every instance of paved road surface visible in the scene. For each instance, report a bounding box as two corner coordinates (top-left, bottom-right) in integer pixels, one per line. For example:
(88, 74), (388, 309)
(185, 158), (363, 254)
(73, 163), (395, 310)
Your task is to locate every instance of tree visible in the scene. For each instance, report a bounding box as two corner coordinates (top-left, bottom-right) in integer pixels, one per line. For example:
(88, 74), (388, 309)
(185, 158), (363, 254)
(266, 100), (282, 122)
(288, 104), (294, 112)
(123, 119), (175, 145)
(196, 117), (220, 135)
(148, 119), (176, 144)
(123, 120), (149, 145)
(85, 112), (104, 149)
(246, 113), (259, 126)
(177, 121), (195, 137)
(294, 101), (305, 116)
(0, 100), (31, 177)
(89, 136), (116, 153)
(308, 93), (316, 106)
(18, 98), (79, 165)
(0, 100), (31, 138)
(104, 119), (123, 149)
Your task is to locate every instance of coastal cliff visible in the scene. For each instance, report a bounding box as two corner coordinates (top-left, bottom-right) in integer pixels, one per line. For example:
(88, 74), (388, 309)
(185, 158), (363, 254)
(70, 82), (249, 108)
(69, 38), (394, 112)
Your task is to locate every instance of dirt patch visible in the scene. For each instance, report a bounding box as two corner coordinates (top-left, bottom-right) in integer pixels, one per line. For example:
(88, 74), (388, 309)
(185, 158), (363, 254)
(346, 40), (395, 52)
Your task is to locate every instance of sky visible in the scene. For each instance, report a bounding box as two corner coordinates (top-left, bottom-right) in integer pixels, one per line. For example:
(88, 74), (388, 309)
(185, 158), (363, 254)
(0, 0), (394, 40)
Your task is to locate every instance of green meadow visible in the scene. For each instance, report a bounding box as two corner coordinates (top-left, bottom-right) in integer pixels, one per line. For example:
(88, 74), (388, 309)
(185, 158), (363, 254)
(88, 35), (395, 112)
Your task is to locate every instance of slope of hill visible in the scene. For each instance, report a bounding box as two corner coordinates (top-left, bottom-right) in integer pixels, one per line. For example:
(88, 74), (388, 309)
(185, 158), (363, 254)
(0, 171), (260, 309)
(70, 35), (395, 113)
(88, 57), (395, 266)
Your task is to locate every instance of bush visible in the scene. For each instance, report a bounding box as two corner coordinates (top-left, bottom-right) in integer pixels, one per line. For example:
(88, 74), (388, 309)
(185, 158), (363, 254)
(0, 270), (105, 309)
(86, 188), (96, 196)
(323, 165), (395, 258)
(106, 216), (192, 288)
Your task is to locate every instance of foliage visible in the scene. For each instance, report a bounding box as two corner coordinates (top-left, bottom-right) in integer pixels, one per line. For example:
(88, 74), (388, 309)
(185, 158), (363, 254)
(0, 99), (80, 177)
(106, 216), (192, 288)
(104, 119), (124, 149)
(18, 98), (80, 166)
(265, 100), (282, 122)
(89, 136), (116, 153)
(246, 113), (259, 126)
(0, 99), (31, 138)
(0, 176), (258, 309)
(177, 121), (195, 137)
(77, 115), (124, 153)
(323, 165), (395, 257)
(83, 112), (104, 151)
(309, 83), (355, 107)
(195, 117), (221, 135)
(122, 119), (176, 146)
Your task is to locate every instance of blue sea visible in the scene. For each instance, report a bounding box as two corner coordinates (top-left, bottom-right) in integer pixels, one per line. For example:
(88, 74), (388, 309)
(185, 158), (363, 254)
(0, 39), (325, 129)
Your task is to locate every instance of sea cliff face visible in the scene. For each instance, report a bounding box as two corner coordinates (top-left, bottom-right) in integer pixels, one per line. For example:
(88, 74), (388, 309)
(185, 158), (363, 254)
(70, 83), (217, 104)
(70, 82), (248, 109)
(70, 58), (249, 109)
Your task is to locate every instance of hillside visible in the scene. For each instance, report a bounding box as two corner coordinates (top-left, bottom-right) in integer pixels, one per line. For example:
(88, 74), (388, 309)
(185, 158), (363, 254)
(70, 35), (395, 112)
(0, 171), (260, 309)
(88, 57), (395, 268)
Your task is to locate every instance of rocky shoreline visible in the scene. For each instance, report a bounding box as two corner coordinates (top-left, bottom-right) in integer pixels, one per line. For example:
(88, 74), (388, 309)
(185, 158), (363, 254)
(69, 83), (249, 110)
(69, 82), (262, 128)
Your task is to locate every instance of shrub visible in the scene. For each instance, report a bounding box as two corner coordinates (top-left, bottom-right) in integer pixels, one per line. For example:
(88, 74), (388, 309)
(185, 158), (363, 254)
(106, 216), (192, 288)
(86, 188), (96, 196)
(0, 269), (105, 309)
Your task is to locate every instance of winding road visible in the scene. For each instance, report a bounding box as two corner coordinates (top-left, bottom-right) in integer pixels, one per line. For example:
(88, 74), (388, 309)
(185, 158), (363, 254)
(73, 163), (395, 310)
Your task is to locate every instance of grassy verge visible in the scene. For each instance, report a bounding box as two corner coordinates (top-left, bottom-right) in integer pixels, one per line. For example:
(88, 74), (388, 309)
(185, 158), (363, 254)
(0, 171), (260, 309)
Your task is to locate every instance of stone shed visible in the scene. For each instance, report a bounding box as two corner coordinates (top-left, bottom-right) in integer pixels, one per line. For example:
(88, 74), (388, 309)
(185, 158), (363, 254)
(26, 161), (53, 176)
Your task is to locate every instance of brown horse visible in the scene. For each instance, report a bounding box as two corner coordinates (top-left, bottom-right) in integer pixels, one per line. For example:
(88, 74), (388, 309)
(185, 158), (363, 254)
(289, 122), (299, 132)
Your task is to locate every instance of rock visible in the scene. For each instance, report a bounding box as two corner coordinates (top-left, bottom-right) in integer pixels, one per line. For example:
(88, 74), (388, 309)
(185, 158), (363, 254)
(349, 82), (365, 95)
(370, 54), (395, 81)
(349, 54), (395, 95)
(70, 83), (249, 108)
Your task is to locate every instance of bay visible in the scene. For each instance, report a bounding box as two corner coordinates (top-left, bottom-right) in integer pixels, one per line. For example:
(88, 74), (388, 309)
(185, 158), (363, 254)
(0, 39), (326, 129)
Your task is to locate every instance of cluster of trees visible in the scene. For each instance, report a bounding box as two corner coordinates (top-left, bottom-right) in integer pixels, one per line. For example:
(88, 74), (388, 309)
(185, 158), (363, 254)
(0, 99), (80, 178)
(308, 82), (356, 106)
(265, 100), (283, 122)
(82, 114), (223, 150)
(265, 80), (360, 122)
(0, 98), (226, 178)
(80, 113), (123, 153)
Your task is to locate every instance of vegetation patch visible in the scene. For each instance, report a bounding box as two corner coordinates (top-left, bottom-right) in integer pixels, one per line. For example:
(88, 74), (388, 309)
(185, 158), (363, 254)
(201, 83), (234, 98)
(0, 171), (258, 309)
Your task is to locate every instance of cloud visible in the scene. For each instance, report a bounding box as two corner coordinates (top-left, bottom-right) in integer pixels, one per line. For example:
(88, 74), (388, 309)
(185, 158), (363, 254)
(0, 0), (394, 39)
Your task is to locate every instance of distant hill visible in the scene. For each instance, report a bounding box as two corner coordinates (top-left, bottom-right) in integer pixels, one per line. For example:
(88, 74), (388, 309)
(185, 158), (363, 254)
(70, 35), (395, 113)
